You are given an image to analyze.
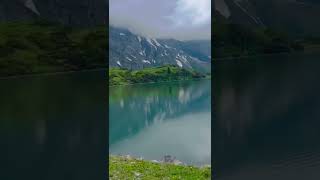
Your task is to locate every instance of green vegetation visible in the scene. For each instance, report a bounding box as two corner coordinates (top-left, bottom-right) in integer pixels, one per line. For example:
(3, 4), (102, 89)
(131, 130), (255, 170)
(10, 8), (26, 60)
(0, 21), (107, 77)
(109, 156), (211, 180)
(109, 65), (206, 86)
(213, 15), (320, 59)
(213, 18), (307, 59)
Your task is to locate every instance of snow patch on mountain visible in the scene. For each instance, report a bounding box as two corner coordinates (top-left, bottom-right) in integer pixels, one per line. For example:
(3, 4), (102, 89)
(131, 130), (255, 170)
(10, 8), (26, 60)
(164, 44), (172, 49)
(153, 39), (162, 47)
(146, 38), (157, 49)
(126, 57), (132, 61)
(142, 60), (151, 64)
(176, 60), (183, 68)
(180, 55), (188, 63)
(137, 36), (142, 42)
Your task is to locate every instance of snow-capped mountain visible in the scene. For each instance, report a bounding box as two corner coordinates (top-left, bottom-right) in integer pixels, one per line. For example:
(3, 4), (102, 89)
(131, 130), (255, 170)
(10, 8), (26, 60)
(215, 0), (320, 36)
(109, 26), (211, 73)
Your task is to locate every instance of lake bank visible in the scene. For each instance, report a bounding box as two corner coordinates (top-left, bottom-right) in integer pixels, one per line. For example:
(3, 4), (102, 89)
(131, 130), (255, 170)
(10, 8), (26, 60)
(109, 155), (211, 180)
(212, 51), (320, 61)
(0, 67), (107, 80)
(109, 65), (209, 86)
(109, 77), (211, 87)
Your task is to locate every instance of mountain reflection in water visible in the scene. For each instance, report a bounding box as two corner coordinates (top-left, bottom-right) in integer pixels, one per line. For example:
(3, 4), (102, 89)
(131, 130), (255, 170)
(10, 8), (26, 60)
(0, 71), (107, 180)
(109, 80), (211, 165)
(213, 54), (320, 180)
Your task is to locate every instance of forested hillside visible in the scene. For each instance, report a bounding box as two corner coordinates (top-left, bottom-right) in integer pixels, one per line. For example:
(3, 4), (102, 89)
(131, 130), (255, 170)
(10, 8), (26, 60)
(0, 21), (107, 77)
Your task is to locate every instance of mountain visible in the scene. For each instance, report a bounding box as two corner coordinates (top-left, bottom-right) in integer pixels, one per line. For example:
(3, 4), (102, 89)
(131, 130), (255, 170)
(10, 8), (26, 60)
(0, 0), (106, 27)
(214, 0), (320, 37)
(109, 26), (211, 73)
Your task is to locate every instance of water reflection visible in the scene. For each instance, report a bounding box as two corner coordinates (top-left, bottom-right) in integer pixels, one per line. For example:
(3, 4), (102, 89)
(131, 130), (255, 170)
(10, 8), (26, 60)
(109, 80), (211, 165)
(0, 71), (107, 180)
(213, 54), (320, 179)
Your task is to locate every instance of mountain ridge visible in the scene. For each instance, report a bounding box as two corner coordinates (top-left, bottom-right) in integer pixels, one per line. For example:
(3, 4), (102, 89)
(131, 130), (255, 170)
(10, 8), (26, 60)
(109, 26), (211, 73)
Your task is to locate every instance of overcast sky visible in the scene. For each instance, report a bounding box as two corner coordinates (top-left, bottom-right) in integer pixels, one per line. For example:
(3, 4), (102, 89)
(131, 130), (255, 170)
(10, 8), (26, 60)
(109, 0), (211, 40)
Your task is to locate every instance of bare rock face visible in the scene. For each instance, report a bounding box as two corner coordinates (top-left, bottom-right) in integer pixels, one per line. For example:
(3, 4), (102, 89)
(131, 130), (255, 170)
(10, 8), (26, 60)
(0, 0), (106, 27)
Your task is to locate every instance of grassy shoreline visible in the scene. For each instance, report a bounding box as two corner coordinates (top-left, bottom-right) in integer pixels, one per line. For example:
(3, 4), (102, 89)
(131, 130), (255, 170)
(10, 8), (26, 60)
(109, 155), (211, 180)
(0, 67), (107, 80)
(109, 65), (209, 86)
(109, 76), (211, 87)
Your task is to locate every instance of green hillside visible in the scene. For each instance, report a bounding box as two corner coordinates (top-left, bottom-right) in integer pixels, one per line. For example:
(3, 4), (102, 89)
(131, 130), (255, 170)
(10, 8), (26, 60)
(213, 16), (305, 59)
(0, 21), (107, 77)
(109, 65), (207, 86)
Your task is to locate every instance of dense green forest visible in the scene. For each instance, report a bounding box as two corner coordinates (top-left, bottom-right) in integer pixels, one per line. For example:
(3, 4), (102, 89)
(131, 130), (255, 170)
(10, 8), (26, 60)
(109, 65), (207, 86)
(0, 20), (107, 77)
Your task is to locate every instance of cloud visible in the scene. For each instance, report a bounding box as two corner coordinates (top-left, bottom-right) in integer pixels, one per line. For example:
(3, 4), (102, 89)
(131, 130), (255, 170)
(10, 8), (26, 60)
(109, 0), (211, 40)
(168, 0), (211, 27)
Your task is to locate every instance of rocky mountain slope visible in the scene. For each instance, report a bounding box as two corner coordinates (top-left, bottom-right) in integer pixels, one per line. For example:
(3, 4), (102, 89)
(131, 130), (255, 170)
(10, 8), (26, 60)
(109, 26), (211, 73)
(0, 0), (106, 26)
(215, 0), (320, 36)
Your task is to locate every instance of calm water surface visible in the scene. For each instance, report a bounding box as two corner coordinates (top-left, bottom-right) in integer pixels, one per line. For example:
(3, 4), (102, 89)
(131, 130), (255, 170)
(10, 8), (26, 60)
(0, 71), (107, 180)
(109, 80), (211, 166)
(213, 53), (320, 180)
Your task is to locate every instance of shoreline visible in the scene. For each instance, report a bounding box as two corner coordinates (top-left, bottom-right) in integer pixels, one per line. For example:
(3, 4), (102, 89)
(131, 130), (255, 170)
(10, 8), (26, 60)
(212, 51), (320, 61)
(109, 155), (211, 179)
(109, 154), (211, 168)
(0, 67), (107, 80)
(109, 77), (211, 87)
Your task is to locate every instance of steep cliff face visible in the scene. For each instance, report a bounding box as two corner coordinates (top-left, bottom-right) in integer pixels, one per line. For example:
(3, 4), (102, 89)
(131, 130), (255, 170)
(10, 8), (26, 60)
(0, 0), (106, 26)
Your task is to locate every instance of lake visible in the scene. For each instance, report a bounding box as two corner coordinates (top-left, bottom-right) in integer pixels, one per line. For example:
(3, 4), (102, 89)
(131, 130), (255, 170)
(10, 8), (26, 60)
(0, 70), (107, 180)
(109, 80), (211, 166)
(213, 53), (320, 180)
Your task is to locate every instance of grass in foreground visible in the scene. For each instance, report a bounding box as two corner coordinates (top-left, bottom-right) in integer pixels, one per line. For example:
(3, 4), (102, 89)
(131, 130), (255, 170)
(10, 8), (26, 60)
(109, 156), (211, 180)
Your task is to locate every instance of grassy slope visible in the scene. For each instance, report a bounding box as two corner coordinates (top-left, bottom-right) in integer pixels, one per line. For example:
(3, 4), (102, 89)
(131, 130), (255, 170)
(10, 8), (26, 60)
(109, 65), (206, 86)
(109, 156), (211, 180)
(0, 21), (107, 77)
